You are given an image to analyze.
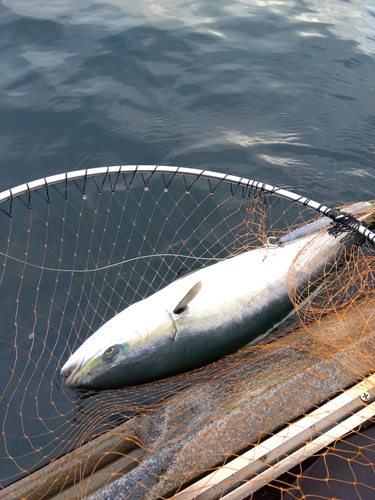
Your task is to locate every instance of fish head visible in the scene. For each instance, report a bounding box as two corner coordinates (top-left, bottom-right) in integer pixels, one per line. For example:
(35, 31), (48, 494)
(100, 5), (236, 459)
(61, 340), (132, 389)
(60, 306), (176, 389)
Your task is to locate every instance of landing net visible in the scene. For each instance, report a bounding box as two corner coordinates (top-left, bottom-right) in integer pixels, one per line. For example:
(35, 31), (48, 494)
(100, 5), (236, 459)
(0, 165), (375, 500)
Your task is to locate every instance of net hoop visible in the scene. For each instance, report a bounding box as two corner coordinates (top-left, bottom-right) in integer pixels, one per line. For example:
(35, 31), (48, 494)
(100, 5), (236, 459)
(2, 164), (375, 244)
(1, 164), (375, 499)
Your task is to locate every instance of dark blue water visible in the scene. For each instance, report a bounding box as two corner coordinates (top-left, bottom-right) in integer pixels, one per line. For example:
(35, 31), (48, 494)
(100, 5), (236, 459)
(1, 0), (375, 202)
(1, 0), (375, 488)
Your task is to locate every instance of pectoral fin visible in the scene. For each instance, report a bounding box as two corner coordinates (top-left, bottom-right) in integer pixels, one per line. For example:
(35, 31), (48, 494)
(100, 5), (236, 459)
(173, 281), (202, 315)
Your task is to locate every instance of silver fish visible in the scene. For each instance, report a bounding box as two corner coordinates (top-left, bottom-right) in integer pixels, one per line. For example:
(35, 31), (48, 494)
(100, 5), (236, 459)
(61, 201), (374, 389)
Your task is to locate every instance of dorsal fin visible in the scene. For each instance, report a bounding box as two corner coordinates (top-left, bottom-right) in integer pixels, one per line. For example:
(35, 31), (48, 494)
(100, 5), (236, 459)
(173, 281), (202, 315)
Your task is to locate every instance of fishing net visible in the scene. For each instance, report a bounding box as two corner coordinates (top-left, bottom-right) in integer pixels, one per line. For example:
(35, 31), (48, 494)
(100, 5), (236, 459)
(0, 165), (375, 500)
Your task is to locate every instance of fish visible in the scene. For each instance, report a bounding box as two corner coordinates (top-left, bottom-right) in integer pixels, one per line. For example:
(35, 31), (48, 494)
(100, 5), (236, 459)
(61, 201), (374, 389)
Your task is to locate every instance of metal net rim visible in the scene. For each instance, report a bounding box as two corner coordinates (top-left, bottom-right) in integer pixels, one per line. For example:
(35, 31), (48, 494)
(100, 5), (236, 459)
(3, 164), (374, 245)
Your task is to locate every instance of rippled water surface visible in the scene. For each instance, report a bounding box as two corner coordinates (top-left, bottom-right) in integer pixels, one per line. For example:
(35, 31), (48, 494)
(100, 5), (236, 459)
(1, 0), (375, 486)
(1, 0), (375, 201)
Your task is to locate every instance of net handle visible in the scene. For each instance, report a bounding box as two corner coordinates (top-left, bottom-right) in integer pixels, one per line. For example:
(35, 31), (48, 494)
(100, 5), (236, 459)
(2, 164), (375, 244)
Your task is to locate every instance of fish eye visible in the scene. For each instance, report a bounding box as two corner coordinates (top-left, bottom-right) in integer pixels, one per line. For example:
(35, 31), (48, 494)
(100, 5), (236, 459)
(102, 345), (120, 362)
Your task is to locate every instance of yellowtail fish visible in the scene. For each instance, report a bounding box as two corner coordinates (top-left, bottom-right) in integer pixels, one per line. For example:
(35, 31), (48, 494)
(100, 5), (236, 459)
(61, 201), (374, 389)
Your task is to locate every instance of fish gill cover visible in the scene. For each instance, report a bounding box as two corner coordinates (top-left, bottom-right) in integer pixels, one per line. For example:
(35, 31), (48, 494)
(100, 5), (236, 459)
(0, 165), (374, 499)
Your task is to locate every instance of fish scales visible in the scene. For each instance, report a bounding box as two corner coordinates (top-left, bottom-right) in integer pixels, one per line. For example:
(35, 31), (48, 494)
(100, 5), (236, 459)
(61, 201), (374, 389)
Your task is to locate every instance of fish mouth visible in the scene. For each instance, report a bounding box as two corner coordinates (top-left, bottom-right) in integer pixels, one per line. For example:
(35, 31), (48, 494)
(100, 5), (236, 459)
(61, 363), (84, 387)
(61, 360), (84, 387)
(61, 351), (101, 387)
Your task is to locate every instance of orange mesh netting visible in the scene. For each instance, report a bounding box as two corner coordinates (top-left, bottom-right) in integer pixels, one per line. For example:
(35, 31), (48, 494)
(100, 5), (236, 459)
(0, 165), (374, 500)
